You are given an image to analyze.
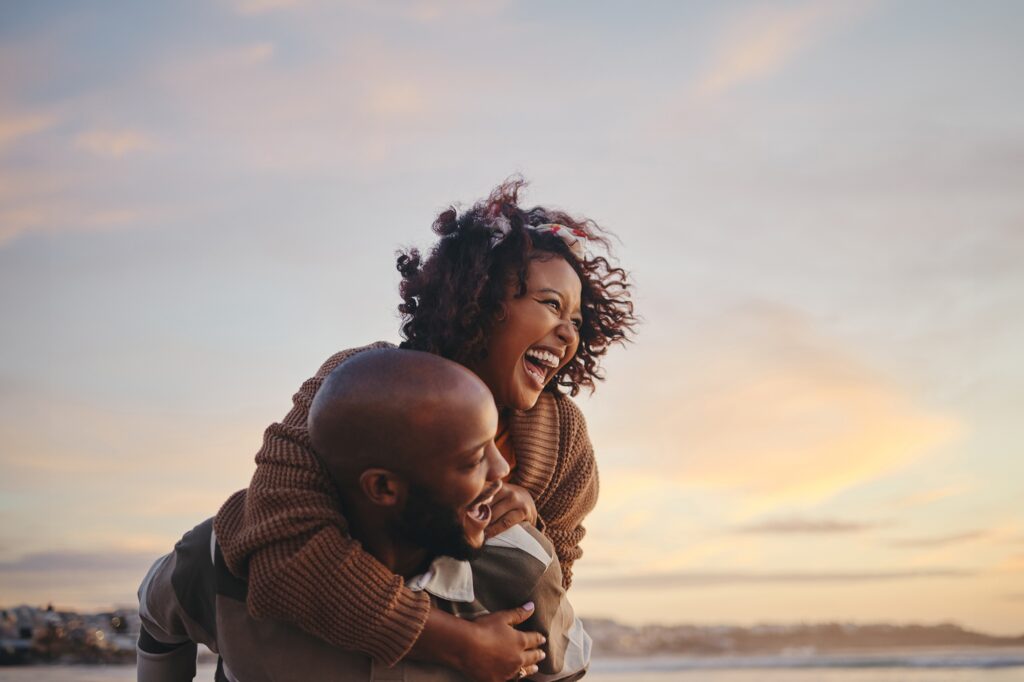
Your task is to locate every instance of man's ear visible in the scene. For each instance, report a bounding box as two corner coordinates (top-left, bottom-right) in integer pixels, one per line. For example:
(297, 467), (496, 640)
(358, 468), (406, 507)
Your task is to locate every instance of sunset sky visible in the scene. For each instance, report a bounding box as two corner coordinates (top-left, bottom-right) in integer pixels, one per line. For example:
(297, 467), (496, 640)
(1, 1), (1022, 635)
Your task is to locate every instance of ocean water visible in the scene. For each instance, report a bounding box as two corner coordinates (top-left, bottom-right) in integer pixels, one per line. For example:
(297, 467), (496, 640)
(2, 654), (1023, 682)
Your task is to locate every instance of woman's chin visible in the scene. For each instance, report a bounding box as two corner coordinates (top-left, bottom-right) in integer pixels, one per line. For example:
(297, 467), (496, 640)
(510, 387), (543, 411)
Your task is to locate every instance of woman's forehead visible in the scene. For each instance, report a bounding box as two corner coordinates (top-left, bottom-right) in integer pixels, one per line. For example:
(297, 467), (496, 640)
(527, 257), (582, 298)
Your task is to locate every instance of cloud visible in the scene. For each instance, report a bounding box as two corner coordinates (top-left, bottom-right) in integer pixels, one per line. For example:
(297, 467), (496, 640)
(893, 484), (972, 509)
(365, 82), (427, 117)
(577, 568), (973, 591)
(695, 1), (873, 98)
(0, 550), (156, 573)
(74, 129), (156, 158)
(736, 517), (886, 534)
(605, 302), (962, 508)
(993, 554), (1024, 573)
(0, 202), (147, 247)
(229, 0), (308, 14)
(887, 530), (988, 549)
(0, 111), (57, 149)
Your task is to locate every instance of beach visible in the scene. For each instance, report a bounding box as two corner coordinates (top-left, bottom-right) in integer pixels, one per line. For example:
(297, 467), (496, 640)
(4, 654), (1024, 682)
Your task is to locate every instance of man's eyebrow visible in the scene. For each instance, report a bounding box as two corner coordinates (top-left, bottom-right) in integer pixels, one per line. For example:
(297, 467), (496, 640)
(458, 437), (492, 460)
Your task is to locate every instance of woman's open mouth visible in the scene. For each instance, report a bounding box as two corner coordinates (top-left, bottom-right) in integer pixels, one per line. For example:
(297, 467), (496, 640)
(523, 347), (561, 389)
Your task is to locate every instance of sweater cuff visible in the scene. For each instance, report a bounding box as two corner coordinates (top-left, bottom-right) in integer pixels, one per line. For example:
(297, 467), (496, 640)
(363, 586), (432, 667)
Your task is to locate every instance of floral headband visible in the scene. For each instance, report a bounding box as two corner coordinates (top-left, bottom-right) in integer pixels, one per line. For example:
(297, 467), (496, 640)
(489, 216), (588, 259)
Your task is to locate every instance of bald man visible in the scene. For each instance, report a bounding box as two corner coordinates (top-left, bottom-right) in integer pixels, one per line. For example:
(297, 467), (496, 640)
(137, 349), (590, 682)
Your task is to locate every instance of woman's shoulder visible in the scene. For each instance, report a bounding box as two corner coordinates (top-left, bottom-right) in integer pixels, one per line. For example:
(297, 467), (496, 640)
(548, 391), (589, 433)
(518, 392), (592, 461)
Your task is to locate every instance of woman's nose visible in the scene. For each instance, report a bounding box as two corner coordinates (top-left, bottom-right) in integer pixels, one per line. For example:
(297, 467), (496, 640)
(555, 318), (577, 344)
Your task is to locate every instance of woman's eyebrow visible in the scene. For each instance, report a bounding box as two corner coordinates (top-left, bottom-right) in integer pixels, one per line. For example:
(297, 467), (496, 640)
(537, 286), (581, 312)
(536, 287), (564, 299)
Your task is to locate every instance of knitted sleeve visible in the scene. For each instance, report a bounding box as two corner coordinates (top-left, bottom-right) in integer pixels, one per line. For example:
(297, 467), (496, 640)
(535, 396), (599, 589)
(212, 343), (431, 666)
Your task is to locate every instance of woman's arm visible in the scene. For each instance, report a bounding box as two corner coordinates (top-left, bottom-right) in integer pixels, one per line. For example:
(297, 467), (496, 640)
(534, 396), (599, 589)
(213, 344), (547, 678)
(214, 344), (432, 665)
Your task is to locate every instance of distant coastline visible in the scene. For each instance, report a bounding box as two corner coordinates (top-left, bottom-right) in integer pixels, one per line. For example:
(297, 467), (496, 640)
(583, 617), (1024, 658)
(3, 604), (1023, 667)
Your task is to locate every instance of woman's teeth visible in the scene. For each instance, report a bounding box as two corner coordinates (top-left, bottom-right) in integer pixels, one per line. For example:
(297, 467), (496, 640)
(524, 348), (560, 387)
(523, 357), (546, 385)
(525, 348), (560, 368)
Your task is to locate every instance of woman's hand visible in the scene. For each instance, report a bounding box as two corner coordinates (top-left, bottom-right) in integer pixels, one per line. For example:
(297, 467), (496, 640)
(409, 603), (545, 682)
(485, 483), (538, 538)
(458, 603), (546, 681)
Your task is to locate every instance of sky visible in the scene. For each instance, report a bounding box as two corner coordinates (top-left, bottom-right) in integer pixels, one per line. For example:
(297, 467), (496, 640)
(1, 0), (1022, 635)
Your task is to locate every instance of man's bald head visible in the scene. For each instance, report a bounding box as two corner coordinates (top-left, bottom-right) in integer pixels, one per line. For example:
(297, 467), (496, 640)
(308, 349), (494, 491)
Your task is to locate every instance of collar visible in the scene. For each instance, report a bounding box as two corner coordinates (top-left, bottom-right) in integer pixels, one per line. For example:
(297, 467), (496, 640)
(406, 555), (475, 603)
(405, 524), (554, 603)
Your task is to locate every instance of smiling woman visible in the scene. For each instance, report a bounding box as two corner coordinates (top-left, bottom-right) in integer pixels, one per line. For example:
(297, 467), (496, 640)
(211, 178), (636, 682)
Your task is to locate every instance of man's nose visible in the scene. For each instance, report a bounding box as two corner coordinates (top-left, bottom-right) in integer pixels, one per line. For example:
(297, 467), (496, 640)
(486, 441), (510, 480)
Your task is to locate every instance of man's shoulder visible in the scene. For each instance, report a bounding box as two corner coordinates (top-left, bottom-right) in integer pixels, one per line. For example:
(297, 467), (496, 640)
(486, 523), (556, 565)
(470, 523), (559, 598)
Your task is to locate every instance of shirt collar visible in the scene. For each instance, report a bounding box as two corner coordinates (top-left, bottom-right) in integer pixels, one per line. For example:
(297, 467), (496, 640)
(406, 555), (475, 603)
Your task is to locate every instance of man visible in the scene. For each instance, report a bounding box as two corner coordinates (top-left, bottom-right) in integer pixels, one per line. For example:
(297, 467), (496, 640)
(137, 349), (590, 681)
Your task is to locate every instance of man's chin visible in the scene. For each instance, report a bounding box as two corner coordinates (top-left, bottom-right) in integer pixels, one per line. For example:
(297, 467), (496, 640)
(436, 538), (483, 562)
(399, 484), (486, 562)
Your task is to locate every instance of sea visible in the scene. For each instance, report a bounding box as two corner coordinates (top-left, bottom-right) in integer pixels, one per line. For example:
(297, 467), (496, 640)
(3, 650), (1024, 682)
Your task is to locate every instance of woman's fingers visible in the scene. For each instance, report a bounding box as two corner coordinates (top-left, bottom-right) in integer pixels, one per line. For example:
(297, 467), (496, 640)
(520, 629), (546, 651)
(519, 636), (547, 677)
(485, 484), (538, 538)
(485, 508), (528, 538)
(503, 601), (537, 626)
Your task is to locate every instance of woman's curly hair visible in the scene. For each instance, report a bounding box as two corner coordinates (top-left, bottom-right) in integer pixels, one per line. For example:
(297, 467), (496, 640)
(396, 177), (636, 397)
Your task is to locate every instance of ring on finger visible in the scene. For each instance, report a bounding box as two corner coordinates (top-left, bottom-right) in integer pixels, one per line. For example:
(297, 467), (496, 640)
(513, 668), (528, 680)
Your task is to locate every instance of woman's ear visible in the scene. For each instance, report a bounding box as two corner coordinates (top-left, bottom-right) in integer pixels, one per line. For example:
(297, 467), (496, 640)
(494, 302), (509, 323)
(358, 468), (406, 507)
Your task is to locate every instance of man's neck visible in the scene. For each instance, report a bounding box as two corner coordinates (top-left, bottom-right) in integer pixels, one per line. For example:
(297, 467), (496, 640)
(347, 513), (432, 579)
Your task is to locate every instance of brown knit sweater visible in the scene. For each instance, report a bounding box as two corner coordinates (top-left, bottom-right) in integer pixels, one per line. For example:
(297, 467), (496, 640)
(213, 342), (600, 666)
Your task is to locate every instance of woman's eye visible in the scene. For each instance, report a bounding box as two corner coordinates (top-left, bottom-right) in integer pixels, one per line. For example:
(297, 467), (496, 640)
(572, 318), (583, 330)
(543, 299), (561, 311)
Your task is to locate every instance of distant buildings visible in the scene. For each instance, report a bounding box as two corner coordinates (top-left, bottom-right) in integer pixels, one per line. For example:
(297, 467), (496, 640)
(0, 604), (139, 665)
(1, 604), (1022, 666)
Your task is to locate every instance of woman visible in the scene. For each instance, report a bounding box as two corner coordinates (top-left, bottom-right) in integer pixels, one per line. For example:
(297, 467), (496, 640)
(213, 179), (635, 681)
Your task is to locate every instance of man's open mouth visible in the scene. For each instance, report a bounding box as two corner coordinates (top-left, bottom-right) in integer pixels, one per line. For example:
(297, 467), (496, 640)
(467, 483), (501, 523)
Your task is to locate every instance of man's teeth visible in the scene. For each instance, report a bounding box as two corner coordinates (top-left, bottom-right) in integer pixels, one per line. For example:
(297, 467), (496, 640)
(525, 348), (560, 368)
(469, 493), (497, 521)
(469, 500), (493, 521)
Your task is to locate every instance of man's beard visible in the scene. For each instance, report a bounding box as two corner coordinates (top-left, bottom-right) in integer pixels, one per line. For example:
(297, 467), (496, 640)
(396, 483), (482, 562)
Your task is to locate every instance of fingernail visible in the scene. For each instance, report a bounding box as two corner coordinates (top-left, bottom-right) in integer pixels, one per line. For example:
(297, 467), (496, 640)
(523, 601), (535, 611)
(539, 651), (546, 659)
